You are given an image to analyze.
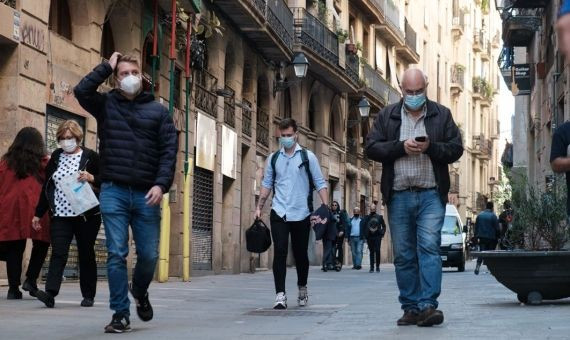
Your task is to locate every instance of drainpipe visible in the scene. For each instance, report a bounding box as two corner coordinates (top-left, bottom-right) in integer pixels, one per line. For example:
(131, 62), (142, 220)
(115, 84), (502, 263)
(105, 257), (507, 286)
(158, 0), (178, 283)
(151, 0), (158, 96)
(182, 14), (194, 282)
(553, 51), (561, 193)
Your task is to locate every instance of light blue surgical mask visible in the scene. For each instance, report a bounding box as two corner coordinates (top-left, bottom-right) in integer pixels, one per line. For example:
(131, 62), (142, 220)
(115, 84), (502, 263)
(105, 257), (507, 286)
(279, 136), (296, 149)
(404, 93), (426, 111)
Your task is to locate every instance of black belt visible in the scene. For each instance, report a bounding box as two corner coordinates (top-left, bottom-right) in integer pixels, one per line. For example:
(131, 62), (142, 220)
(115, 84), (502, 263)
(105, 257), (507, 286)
(395, 186), (436, 193)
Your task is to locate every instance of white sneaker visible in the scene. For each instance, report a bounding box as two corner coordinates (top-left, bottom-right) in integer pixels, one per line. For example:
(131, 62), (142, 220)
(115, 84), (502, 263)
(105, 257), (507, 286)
(274, 292), (287, 309)
(298, 286), (308, 307)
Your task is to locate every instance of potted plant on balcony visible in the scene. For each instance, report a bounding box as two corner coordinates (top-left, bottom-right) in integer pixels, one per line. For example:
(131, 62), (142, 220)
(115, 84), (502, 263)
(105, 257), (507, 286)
(474, 173), (570, 305)
(336, 28), (348, 44)
(472, 76), (483, 93)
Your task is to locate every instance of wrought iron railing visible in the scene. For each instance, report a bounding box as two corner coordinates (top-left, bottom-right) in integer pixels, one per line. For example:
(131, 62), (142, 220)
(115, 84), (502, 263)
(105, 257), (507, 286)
(256, 107), (269, 147)
(223, 85), (235, 128)
(266, 0), (294, 51)
(384, 0), (404, 40)
(250, 0), (267, 16)
(451, 64), (465, 88)
(345, 54), (360, 85)
(347, 153), (357, 166)
(363, 64), (392, 104)
(292, 7), (339, 67)
(370, 0), (385, 15)
(242, 99), (252, 137)
(361, 157), (370, 170)
(404, 18), (417, 54)
(1, 0), (16, 8)
(194, 70), (218, 118)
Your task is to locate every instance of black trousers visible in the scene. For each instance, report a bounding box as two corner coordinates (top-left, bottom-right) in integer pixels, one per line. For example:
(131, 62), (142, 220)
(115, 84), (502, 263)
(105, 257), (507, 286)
(45, 215), (101, 298)
(476, 237), (498, 266)
(322, 239), (334, 268)
(0, 239), (49, 288)
(368, 237), (382, 268)
(270, 210), (310, 294)
(334, 235), (345, 265)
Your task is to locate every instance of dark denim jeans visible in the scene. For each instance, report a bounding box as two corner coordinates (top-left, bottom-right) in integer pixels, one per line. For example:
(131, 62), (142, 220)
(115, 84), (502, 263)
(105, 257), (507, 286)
(387, 189), (445, 312)
(100, 182), (160, 316)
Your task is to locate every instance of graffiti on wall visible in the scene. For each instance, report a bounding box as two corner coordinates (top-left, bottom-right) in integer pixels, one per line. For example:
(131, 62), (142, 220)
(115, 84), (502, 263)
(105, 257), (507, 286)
(21, 23), (45, 51)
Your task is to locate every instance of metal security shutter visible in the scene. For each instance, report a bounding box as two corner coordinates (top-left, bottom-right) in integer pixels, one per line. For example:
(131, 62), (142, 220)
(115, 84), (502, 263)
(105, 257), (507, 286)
(192, 165), (214, 270)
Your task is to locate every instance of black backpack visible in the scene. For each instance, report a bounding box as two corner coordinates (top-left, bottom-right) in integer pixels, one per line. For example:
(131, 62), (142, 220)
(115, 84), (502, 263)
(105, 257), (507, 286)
(246, 219), (272, 253)
(271, 148), (315, 212)
(367, 214), (385, 237)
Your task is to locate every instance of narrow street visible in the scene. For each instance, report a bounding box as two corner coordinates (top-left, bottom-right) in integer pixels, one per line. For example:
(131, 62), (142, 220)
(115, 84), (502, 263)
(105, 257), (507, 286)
(1, 261), (569, 340)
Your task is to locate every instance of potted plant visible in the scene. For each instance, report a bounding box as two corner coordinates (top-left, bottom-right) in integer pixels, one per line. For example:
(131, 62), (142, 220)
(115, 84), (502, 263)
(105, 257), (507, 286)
(474, 173), (570, 305)
(336, 28), (348, 44)
(346, 40), (357, 54)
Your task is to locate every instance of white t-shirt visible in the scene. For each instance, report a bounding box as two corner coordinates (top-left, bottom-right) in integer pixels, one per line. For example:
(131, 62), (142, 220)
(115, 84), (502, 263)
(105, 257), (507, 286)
(53, 150), (83, 217)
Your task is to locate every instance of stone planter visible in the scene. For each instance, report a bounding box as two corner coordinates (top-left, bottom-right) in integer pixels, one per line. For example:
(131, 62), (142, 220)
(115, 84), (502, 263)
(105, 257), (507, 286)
(473, 250), (570, 305)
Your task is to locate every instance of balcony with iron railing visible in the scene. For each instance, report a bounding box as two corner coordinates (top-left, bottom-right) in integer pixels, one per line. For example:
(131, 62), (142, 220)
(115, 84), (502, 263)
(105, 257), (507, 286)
(256, 107), (270, 147)
(194, 70), (218, 119)
(472, 134), (493, 159)
(215, 0), (294, 62)
(345, 54), (360, 86)
(292, 7), (339, 69)
(500, 7), (542, 47)
(242, 99), (252, 137)
(223, 86), (236, 128)
(396, 18), (419, 63)
(352, 0), (385, 24)
(362, 64), (398, 106)
(375, 0), (404, 45)
(495, 0), (550, 9)
(450, 64), (465, 95)
(452, 12), (466, 37)
(473, 30), (484, 52)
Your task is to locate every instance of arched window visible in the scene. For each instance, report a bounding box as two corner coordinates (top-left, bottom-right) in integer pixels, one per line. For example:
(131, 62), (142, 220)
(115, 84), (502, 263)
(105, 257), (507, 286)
(100, 19), (115, 60)
(49, 0), (72, 40)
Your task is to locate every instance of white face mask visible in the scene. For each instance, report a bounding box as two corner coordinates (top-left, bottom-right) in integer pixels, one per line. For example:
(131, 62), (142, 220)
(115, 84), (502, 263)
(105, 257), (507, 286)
(120, 74), (142, 96)
(60, 139), (77, 153)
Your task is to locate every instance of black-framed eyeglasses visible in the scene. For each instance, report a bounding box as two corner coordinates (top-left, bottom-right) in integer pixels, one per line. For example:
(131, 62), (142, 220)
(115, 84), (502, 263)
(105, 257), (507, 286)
(403, 89), (425, 96)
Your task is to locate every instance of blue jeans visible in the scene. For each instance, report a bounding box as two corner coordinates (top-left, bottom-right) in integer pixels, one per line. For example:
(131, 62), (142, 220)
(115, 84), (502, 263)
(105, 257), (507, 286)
(349, 237), (363, 267)
(387, 189), (445, 312)
(100, 182), (161, 315)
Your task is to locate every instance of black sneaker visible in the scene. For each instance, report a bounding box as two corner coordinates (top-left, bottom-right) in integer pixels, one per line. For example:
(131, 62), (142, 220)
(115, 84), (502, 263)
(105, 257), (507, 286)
(129, 283), (153, 322)
(7, 288), (22, 300)
(81, 298), (94, 307)
(36, 290), (55, 308)
(104, 313), (131, 333)
(22, 280), (38, 297)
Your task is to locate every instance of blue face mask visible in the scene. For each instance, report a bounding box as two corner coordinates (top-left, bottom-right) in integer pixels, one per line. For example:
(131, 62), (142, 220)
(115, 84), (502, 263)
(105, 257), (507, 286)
(404, 93), (426, 111)
(280, 136), (296, 149)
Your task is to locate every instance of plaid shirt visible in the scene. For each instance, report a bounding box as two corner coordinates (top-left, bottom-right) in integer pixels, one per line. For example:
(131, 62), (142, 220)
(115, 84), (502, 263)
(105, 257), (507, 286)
(393, 105), (437, 190)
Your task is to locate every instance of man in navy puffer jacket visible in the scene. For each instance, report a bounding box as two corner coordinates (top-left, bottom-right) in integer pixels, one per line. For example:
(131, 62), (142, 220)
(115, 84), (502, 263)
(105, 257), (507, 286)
(74, 52), (178, 333)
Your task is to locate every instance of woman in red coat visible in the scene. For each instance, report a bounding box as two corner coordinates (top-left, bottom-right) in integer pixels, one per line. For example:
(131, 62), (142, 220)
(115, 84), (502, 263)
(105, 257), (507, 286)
(0, 127), (50, 299)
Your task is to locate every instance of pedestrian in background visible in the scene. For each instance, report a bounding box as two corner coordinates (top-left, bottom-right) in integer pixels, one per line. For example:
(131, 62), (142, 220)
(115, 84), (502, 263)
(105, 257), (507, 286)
(33, 120), (102, 309)
(0, 127), (50, 300)
(321, 202), (338, 272)
(331, 201), (350, 271)
(347, 207), (365, 270)
(474, 202), (500, 275)
(366, 68), (463, 327)
(256, 118), (328, 310)
(363, 203), (386, 273)
(74, 52), (178, 333)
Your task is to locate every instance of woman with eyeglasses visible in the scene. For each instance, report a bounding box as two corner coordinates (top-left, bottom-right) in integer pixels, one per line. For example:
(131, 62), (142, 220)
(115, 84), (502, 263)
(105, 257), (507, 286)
(33, 120), (102, 308)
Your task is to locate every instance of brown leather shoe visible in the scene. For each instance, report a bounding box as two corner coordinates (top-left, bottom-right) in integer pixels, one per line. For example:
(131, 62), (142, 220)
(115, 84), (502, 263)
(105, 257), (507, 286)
(397, 310), (419, 326)
(417, 308), (444, 327)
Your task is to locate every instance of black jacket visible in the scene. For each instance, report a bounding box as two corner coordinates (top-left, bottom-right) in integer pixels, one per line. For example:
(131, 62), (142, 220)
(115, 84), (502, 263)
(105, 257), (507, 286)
(363, 213), (386, 240)
(365, 100), (463, 204)
(73, 62), (178, 193)
(35, 147), (101, 219)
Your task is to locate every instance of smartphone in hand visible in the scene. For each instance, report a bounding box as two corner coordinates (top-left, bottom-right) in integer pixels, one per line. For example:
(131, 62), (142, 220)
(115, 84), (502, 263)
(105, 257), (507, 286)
(415, 136), (427, 142)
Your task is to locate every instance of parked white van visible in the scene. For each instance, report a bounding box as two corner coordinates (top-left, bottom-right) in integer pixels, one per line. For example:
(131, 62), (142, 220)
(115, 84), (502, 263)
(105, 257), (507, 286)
(440, 204), (468, 272)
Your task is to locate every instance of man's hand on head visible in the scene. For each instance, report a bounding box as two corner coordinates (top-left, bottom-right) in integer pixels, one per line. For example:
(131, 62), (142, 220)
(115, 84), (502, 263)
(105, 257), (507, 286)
(108, 52), (122, 70)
